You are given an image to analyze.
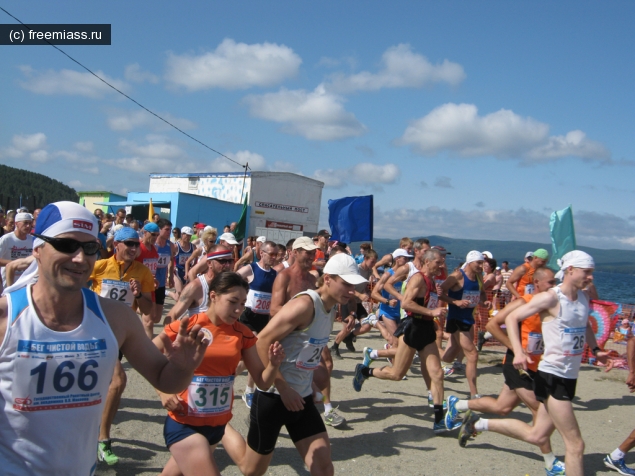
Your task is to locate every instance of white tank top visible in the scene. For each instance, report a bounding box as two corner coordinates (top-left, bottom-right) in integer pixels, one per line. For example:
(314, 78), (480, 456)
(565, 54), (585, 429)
(0, 285), (118, 475)
(187, 275), (210, 317)
(403, 261), (419, 286)
(538, 286), (589, 379)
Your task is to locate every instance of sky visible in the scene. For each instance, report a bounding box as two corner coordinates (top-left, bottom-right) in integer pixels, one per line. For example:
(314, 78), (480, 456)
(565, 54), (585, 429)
(1, 1), (635, 249)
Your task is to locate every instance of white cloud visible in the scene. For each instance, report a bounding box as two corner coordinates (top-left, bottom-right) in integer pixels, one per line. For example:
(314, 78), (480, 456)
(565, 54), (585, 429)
(313, 162), (400, 188)
(74, 141), (93, 152)
(397, 103), (611, 162)
(244, 85), (366, 141)
(29, 150), (50, 162)
(326, 44), (466, 93)
(270, 160), (298, 173)
(19, 66), (128, 98)
(119, 136), (184, 160)
(124, 63), (159, 84)
(105, 136), (191, 173)
(210, 150), (267, 173)
(165, 38), (301, 91)
(107, 109), (196, 131)
(434, 176), (453, 188)
(1, 133), (49, 161)
(312, 169), (347, 188)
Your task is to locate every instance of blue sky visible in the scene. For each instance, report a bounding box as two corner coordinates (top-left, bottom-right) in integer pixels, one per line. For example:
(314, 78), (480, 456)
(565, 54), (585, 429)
(1, 1), (634, 249)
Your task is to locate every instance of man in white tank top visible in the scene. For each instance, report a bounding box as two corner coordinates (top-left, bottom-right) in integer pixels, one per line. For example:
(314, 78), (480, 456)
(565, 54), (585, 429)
(457, 250), (610, 476)
(0, 202), (211, 476)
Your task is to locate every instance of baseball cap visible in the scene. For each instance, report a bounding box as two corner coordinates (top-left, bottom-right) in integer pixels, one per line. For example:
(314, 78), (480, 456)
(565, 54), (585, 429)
(15, 212), (34, 222)
(431, 245), (451, 255)
(533, 248), (549, 260)
(292, 236), (318, 251)
(482, 251), (493, 259)
(181, 226), (194, 236)
(323, 254), (368, 285)
(256, 236), (266, 243)
(33, 201), (99, 248)
(525, 251), (534, 259)
(143, 222), (160, 233)
(195, 223), (206, 229)
(465, 250), (485, 264)
(392, 248), (413, 258)
(219, 232), (238, 245)
(114, 227), (140, 242)
(317, 229), (331, 238)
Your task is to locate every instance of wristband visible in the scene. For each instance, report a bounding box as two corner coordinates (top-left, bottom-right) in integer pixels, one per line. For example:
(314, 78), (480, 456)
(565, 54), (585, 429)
(134, 293), (143, 299)
(592, 346), (601, 356)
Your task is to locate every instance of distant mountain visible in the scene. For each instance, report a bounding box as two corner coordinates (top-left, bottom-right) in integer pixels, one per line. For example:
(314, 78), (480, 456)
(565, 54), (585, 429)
(353, 236), (635, 274)
(0, 164), (77, 211)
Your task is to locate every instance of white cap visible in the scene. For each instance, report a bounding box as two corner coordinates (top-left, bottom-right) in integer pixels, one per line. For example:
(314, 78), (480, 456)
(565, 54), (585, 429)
(219, 232), (238, 245)
(465, 250), (485, 265)
(323, 254), (368, 285)
(181, 226), (194, 235)
(482, 251), (493, 259)
(525, 251), (534, 259)
(32, 201), (98, 248)
(292, 236), (318, 250)
(256, 236), (266, 243)
(392, 248), (413, 258)
(15, 212), (34, 222)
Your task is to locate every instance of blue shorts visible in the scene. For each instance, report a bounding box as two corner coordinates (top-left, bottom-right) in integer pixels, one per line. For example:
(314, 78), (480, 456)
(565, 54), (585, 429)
(379, 311), (401, 322)
(164, 415), (226, 448)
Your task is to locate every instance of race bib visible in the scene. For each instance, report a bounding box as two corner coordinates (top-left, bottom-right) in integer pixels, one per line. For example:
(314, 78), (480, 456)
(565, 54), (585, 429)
(187, 376), (234, 416)
(427, 292), (439, 309)
(157, 253), (171, 268)
(562, 327), (586, 356)
(246, 291), (272, 315)
(143, 258), (158, 276)
(12, 339), (108, 412)
(296, 337), (329, 370)
(463, 290), (480, 308)
(100, 280), (134, 307)
(526, 332), (544, 355)
(178, 254), (190, 266)
(524, 284), (535, 295)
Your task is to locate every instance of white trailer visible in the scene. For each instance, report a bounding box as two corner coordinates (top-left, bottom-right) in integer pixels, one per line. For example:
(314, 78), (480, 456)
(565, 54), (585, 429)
(148, 171), (324, 243)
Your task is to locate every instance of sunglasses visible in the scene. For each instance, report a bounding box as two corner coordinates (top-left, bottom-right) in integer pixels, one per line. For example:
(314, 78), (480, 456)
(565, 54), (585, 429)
(214, 259), (234, 265)
(121, 240), (141, 248)
(34, 234), (101, 256)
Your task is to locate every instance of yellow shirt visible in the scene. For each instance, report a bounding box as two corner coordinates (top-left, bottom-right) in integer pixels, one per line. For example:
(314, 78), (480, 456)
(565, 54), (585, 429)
(90, 255), (154, 306)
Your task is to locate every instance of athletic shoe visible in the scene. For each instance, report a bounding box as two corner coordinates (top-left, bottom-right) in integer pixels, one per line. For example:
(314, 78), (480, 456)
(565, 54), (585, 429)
(604, 455), (635, 475)
(363, 347), (374, 367)
(458, 410), (480, 448)
(353, 363), (367, 392)
(546, 458), (567, 476)
(361, 313), (378, 327)
(445, 395), (459, 429)
(443, 366), (455, 377)
(242, 392), (254, 409)
(384, 343), (393, 365)
(453, 361), (466, 372)
(477, 331), (486, 351)
(330, 344), (343, 360)
(344, 332), (356, 352)
(433, 418), (462, 434)
(324, 408), (346, 427)
(98, 440), (119, 465)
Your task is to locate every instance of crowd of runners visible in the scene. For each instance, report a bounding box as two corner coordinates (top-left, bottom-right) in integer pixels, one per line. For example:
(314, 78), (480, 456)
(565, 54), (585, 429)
(0, 201), (634, 476)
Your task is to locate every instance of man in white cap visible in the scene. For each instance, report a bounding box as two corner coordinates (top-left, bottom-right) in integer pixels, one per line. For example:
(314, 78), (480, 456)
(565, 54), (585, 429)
(234, 235), (266, 271)
(458, 250), (609, 476)
(0, 211), (34, 289)
(0, 202), (208, 475)
(440, 251), (490, 399)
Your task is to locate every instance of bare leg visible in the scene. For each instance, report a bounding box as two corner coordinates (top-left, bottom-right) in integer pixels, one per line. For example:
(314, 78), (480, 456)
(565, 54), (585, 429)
(222, 423), (274, 476)
(99, 361), (127, 441)
(459, 328), (478, 396)
(468, 384), (520, 415)
(166, 433), (220, 476)
(371, 337), (416, 381)
(295, 432), (334, 476)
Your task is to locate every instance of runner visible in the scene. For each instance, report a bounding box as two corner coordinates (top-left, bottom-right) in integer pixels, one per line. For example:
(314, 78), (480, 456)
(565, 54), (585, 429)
(0, 212), (34, 289)
(311, 230), (331, 273)
(372, 237), (415, 280)
(446, 267), (566, 475)
(0, 201), (208, 475)
(506, 249), (549, 299)
(272, 238), (296, 272)
(476, 256), (498, 351)
(458, 250), (610, 476)
(154, 218), (176, 329)
(440, 251), (490, 398)
(135, 222), (160, 339)
(153, 272), (285, 476)
(222, 253), (367, 476)
(500, 260), (512, 305)
(186, 228), (219, 282)
(169, 226), (194, 301)
(164, 246), (234, 325)
(353, 249), (459, 433)
(236, 240), (278, 408)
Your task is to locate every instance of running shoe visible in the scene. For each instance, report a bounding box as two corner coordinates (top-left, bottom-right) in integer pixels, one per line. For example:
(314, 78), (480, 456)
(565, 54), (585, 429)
(353, 363), (367, 392)
(477, 331), (486, 352)
(361, 314), (378, 327)
(98, 440), (119, 465)
(433, 418), (462, 434)
(604, 455), (635, 475)
(324, 408), (346, 427)
(453, 361), (466, 372)
(344, 332), (356, 352)
(363, 347), (374, 367)
(443, 366), (455, 377)
(444, 395), (459, 429)
(242, 392), (254, 409)
(458, 410), (480, 448)
(545, 458), (566, 476)
(330, 344), (343, 360)
(384, 343), (393, 365)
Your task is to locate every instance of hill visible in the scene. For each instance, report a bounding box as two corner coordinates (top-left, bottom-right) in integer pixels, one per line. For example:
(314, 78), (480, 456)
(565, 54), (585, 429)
(356, 236), (635, 274)
(0, 164), (77, 211)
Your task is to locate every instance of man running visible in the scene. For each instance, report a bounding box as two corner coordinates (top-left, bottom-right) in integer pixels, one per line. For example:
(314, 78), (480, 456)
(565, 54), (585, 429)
(458, 250), (609, 476)
(135, 222), (160, 338)
(506, 248), (549, 299)
(0, 212), (34, 289)
(170, 226), (194, 301)
(0, 201), (208, 475)
(154, 218), (176, 327)
(372, 237), (415, 280)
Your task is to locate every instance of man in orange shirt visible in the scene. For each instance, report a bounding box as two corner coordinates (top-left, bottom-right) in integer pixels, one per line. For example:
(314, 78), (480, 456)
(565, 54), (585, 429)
(506, 248), (549, 299)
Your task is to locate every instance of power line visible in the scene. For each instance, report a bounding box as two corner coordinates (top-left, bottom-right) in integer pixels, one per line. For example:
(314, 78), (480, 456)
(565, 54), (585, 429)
(0, 6), (248, 171)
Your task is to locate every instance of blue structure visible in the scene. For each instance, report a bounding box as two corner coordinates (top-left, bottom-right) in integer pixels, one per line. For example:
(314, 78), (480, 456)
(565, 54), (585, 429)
(95, 191), (244, 231)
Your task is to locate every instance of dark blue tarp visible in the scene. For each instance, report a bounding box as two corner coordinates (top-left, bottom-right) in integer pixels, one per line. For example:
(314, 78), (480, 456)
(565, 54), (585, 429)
(328, 195), (373, 243)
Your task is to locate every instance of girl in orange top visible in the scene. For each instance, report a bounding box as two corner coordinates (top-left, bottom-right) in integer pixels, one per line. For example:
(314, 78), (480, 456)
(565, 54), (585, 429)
(153, 272), (285, 476)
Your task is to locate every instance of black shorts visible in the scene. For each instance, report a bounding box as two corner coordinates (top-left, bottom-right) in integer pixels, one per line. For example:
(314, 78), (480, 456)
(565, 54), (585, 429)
(340, 302), (368, 320)
(239, 307), (270, 333)
(163, 415), (226, 448)
(502, 360), (535, 391)
(394, 317), (436, 351)
(247, 390), (327, 455)
(533, 370), (577, 402)
(155, 286), (166, 306)
(446, 319), (473, 334)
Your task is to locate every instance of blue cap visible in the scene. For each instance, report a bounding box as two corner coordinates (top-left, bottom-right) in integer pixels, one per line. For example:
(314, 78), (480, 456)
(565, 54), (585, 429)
(114, 227), (139, 242)
(143, 222), (160, 233)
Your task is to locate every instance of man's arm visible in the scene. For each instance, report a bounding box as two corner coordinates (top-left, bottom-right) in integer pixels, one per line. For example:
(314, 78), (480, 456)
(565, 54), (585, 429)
(269, 271), (291, 317)
(485, 298), (526, 350)
(233, 250), (253, 271)
(372, 253), (392, 280)
(506, 265), (526, 299)
(627, 338), (635, 391)
(236, 264), (254, 282)
(371, 272), (397, 307)
(401, 274), (446, 318)
(184, 249), (201, 277)
(166, 280), (201, 321)
(383, 264), (409, 301)
(187, 257), (207, 282)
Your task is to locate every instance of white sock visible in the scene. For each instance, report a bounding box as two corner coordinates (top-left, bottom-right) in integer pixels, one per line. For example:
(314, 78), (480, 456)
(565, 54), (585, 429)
(456, 400), (470, 412)
(324, 402), (333, 413)
(611, 448), (626, 461)
(543, 452), (556, 469)
(474, 419), (488, 432)
(245, 386), (255, 394)
(370, 350), (379, 359)
(483, 331), (492, 339)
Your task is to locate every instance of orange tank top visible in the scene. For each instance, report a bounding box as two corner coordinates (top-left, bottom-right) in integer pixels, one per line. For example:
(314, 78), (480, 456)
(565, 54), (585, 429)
(516, 263), (535, 297)
(503, 293), (543, 372)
